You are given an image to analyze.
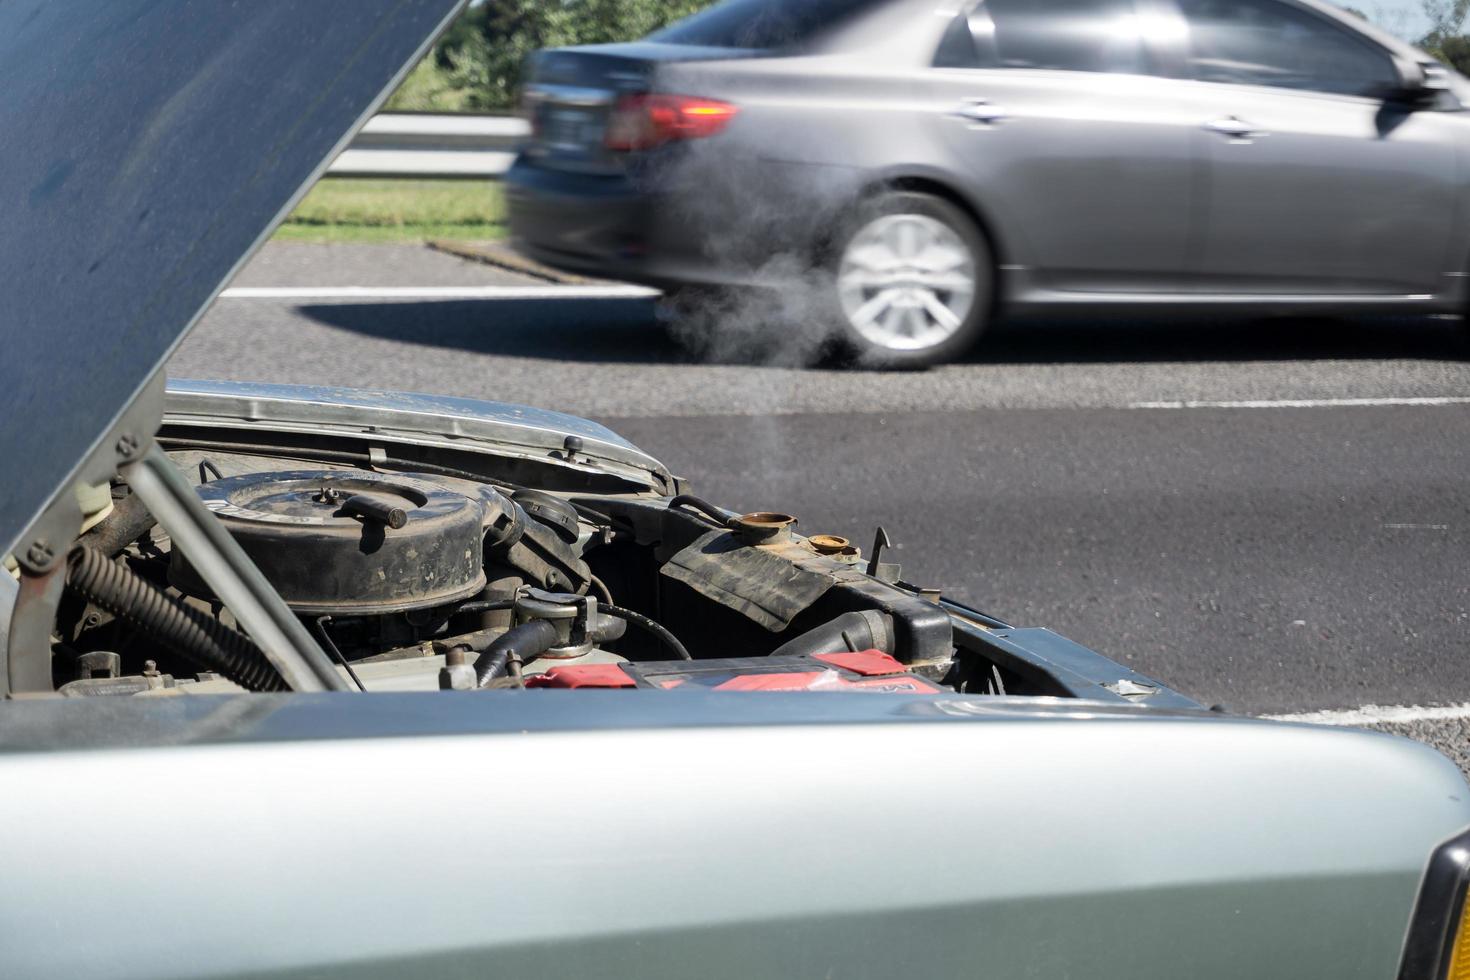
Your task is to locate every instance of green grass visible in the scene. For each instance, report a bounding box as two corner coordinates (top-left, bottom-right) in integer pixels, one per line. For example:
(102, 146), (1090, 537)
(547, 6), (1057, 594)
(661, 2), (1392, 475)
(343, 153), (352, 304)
(278, 178), (506, 243)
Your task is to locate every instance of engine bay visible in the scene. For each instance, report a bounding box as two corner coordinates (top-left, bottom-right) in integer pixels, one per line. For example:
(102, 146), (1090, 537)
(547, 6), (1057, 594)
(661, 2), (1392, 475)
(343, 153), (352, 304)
(25, 418), (1136, 704)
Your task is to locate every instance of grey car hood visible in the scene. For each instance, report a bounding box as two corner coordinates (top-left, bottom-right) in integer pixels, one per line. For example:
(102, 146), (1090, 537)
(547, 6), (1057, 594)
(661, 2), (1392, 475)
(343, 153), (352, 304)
(0, 0), (464, 561)
(0, 691), (1467, 980)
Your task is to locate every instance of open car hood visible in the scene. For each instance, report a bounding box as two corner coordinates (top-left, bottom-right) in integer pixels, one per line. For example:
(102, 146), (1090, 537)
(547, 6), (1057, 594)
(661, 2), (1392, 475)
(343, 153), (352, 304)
(0, 0), (465, 561)
(162, 380), (677, 493)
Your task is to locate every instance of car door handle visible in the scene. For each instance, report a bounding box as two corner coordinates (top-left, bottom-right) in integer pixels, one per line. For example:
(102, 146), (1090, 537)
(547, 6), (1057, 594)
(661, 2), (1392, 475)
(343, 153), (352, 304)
(1203, 116), (1261, 140)
(951, 99), (1008, 126)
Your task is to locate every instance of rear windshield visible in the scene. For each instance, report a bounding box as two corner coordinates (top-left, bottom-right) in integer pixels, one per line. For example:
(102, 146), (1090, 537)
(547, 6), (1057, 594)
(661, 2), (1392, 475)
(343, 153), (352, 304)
(649, 0), (888, 50)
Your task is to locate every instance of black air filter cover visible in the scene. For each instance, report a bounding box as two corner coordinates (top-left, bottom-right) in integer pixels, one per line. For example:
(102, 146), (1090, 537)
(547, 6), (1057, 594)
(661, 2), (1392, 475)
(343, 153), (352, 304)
(171, 470), (489, 615)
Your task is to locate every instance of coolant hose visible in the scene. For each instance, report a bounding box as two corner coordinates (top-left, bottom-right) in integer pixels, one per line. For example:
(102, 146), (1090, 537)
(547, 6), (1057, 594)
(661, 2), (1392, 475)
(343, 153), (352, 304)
(65, 546), (288, 692)
(474, 619), (560, 688)
(80, 493), (157, 557)
(599, 604), (692, 660)
(667, 495), (732, 528)
(766, 610), (896, 660)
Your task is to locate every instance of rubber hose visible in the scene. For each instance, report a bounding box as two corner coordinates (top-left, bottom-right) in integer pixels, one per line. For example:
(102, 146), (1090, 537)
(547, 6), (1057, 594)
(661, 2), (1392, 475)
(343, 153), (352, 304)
(600, 603), (692, 661)
(81, 494), (157, 558)
(65, 546), (287, 692)
(765, 611), (895, 660)
(667, 495), (732, 528)
(474, 619), (560, 688)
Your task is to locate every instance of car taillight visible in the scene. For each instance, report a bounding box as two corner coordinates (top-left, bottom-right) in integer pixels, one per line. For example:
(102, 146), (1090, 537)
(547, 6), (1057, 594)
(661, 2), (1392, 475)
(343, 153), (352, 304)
(604, 94), (737, 151)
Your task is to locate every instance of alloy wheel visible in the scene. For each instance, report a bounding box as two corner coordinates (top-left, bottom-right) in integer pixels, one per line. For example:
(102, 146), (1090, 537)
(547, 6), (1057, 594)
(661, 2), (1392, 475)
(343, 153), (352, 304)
(836, 212), (976, 352)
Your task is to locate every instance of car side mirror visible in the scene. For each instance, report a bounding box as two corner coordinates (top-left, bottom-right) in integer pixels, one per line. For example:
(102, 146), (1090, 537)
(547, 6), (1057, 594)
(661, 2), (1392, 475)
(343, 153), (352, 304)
(1382, 61), (1449, 107)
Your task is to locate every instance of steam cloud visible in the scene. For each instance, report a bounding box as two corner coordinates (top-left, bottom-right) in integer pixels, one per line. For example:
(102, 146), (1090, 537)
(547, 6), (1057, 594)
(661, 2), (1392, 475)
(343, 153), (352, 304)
(650, 117), (869, 368)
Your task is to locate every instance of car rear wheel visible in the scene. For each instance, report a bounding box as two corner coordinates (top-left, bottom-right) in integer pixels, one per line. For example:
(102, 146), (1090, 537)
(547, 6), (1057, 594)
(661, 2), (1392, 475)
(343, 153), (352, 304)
(830, 192), (991, 368)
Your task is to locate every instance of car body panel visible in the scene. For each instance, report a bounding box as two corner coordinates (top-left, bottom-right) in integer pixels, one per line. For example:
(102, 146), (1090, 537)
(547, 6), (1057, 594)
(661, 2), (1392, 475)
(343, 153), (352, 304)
(1181, 81), (1462, 295)
(0, 0), (466, 561)
(0, 693), (1463, 978)
(927, 67), (1197, 290)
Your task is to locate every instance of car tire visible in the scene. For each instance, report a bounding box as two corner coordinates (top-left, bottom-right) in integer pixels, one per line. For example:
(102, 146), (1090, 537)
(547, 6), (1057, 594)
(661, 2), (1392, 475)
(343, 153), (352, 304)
(826, 191), (992, 368)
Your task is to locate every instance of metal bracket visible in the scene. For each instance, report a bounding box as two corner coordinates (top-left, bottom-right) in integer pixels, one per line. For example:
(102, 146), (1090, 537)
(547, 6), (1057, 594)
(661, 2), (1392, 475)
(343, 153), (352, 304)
(866, 526), (902, 583)
(2, 375), (168, 697)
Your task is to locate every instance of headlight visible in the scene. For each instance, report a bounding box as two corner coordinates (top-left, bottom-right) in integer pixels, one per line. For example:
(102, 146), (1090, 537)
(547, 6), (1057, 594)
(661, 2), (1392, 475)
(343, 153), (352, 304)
(1400, 828), (1470, 979)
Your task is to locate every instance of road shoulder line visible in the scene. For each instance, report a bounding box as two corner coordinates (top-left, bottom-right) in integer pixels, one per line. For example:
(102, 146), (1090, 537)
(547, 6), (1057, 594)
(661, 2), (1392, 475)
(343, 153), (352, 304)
(219, 285), (660, 300)
(1132, 397), (1470, 409)
(1266, 703), (1470, 725)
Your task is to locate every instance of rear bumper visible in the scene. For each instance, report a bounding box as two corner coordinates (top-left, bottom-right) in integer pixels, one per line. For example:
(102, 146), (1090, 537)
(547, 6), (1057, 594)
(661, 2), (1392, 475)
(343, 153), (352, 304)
(504, 157), (750, 291)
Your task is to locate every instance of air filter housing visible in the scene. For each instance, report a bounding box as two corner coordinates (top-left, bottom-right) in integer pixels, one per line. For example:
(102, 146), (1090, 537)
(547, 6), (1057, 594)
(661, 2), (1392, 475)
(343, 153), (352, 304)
(171, 469), (489, 615)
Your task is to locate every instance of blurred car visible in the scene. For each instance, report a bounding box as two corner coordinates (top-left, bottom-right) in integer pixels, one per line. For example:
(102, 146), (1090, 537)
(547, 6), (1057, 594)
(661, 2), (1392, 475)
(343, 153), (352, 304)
(506, 0), (1470, 366)
(5, 2), (1470, 978)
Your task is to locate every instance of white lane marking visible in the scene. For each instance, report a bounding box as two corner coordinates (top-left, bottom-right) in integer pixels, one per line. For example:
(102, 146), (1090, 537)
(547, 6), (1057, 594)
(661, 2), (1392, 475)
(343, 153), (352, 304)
(1131, 396), (1470, 409)
(1266, 703), (1470, 726)
(1382, 523), (1450, 530)
(219, 285), (660, 300)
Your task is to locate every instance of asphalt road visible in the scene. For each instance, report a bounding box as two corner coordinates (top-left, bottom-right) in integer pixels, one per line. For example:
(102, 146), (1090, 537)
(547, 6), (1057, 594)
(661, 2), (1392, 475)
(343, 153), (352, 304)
(177, 242), (1470, 726)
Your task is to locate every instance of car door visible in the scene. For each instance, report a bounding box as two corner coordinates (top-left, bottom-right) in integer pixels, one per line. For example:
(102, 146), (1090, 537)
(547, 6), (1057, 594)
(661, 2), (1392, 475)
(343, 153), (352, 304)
(928, 0), (1201, 293)
(1169, 0), (1460, 296)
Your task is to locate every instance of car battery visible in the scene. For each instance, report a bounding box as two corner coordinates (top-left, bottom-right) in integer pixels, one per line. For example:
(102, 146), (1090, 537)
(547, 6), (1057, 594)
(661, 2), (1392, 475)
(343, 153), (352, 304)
(525, 649), (944, 693)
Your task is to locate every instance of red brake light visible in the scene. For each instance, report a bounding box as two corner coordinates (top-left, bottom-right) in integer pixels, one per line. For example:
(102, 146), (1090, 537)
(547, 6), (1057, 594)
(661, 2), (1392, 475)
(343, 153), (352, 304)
(605, 94), (737, 151)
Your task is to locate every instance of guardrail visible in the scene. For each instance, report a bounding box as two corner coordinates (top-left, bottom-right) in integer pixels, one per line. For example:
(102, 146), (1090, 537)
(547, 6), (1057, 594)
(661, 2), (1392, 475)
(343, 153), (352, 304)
(328, 113), (529, 179)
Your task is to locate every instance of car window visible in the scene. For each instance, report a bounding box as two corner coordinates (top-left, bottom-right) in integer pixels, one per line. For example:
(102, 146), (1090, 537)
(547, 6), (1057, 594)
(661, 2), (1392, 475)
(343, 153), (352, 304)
(935, 0), (1151, 75)
(1176, 0), (1396, 96)
(649, 0), (887, 50)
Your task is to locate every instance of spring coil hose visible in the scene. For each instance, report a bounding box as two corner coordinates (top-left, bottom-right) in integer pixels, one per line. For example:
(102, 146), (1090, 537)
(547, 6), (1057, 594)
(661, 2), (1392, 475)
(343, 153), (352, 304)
(65, 546), (288, 692)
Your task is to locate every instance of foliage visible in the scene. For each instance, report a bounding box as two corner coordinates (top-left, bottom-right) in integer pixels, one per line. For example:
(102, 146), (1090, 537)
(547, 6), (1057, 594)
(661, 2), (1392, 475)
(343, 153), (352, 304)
(392, 0), (710, 112)
(384, 59), (475, 112)
(1426, 32), (1470, 73)
(1420, 0), (1470, 46)
(1415, 0), (1470, 73)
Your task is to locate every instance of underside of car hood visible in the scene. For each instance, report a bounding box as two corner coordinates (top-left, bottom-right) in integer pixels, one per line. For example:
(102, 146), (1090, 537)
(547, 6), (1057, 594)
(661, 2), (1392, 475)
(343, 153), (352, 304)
(0, 0), (465, 561)
(163, 380), (676, 493)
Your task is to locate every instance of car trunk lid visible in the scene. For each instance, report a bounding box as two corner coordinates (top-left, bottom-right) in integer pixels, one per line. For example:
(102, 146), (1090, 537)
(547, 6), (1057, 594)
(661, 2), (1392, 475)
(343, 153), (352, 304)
(520, 43), (754, 175)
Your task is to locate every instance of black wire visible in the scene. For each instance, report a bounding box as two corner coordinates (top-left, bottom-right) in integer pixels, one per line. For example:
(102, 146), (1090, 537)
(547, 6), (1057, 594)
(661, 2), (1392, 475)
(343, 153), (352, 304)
(198, 459), (224, 483)
(313, 616), (367, 692)
(601, 603), (692, 661)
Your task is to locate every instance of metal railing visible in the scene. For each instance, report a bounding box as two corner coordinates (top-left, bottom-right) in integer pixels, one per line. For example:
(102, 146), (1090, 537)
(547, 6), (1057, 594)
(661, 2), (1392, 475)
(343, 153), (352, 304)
(328, 113), (529, 179)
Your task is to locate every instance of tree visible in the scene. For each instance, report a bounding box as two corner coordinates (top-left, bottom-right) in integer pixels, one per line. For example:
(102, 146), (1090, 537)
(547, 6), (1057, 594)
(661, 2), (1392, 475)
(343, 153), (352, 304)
(1429, 32), (1470, 73)
(1417, 0), (1470, 72)
(445, 0), (710, 110)
(1421, 0), (1470, 46)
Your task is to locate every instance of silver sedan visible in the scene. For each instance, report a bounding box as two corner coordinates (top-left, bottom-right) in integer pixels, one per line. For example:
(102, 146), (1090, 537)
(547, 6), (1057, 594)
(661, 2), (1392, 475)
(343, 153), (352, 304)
(507, 0), (1470, 365)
